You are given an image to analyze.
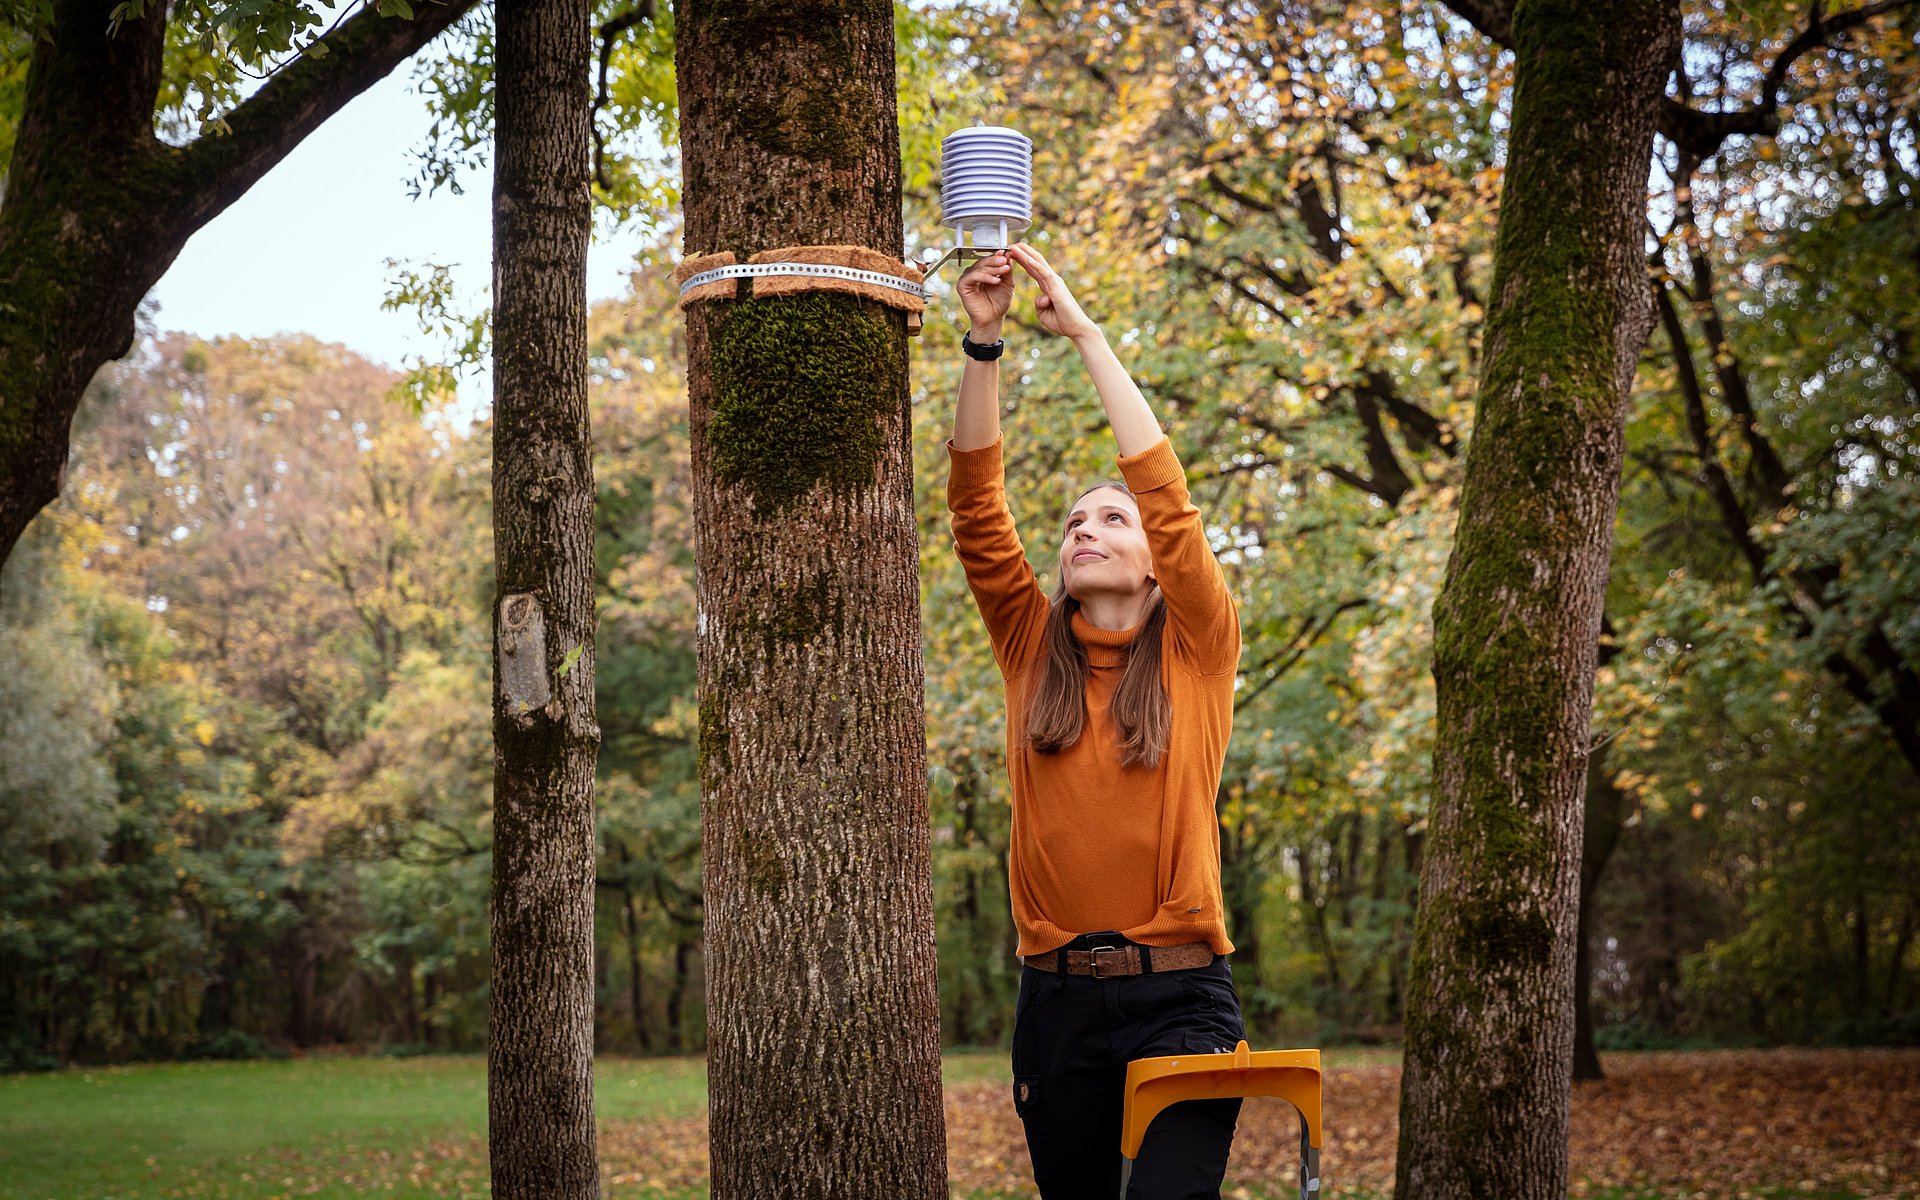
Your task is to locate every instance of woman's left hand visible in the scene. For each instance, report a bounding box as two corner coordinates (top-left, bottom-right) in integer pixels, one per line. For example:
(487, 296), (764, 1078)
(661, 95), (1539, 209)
(1006, 243), (1100, 342)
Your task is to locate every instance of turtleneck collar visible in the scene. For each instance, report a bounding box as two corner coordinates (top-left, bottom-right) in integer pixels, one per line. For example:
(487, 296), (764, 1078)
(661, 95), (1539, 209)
(1071, 608), (1142, 668)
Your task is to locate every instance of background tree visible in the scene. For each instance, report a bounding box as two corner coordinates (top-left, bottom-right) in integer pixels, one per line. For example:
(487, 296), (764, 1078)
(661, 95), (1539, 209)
(0, 0), (481, 569)
(2, 2), (1912, 1131)
(0, 330), (495, 1063)
(674, 0), (948, 1194)
(1392, 2), (1681, 1196)
(935, 0), (1917, 1073)
(589, 258), (707, 1054)
(486, 0), (600, 1195)
(1593, 0), (1920, 1048)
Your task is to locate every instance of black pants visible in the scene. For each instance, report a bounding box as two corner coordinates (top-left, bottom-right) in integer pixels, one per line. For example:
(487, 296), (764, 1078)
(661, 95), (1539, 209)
(1011, 931), (1247, 1199)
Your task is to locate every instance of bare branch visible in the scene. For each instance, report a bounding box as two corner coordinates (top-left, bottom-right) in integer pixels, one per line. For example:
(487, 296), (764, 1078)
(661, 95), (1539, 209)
(1237, 599), (1369, 705)
(1439, 0), (1513, 47)
(1660, 0), (1920, 158)
(171, 0), (481, 227)
(594, 1), (656, 192)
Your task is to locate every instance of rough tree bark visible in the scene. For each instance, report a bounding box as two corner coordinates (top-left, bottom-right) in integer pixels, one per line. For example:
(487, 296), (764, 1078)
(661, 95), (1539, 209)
(675, 0), (948, 1195)
(1395, 3), (1680, 1197)
(0, 0), (478, 574)
(487, 0), (600, 1197)
(1574, 731), (1629, 1081)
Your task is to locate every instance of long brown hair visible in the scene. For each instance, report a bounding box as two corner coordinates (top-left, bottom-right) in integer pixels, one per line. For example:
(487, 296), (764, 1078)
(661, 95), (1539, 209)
(1023, 481), (1172, 770)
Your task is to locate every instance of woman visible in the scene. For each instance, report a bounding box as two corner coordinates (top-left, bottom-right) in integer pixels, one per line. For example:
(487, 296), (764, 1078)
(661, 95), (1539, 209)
(946, 242), (1247, 1199)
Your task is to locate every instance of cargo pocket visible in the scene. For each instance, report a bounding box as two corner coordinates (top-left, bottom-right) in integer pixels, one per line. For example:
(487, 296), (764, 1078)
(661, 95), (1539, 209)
(1010, 974), (1040, 1076)
(1012, 1074), (1044, 1124)
(1179, 968), (1236, 1014)
(1182, 1029), (1237, 1056)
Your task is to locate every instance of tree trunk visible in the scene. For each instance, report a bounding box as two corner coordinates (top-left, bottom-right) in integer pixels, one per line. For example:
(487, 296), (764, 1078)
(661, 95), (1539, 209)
(1395, 4), (1680, 1198)
(1297, 840), (1347, 1002)
(1574, 623), (1629, 1080)
(617, 843), (652, 1051)
(953, 769), (982, 1041)
(0, 0), (477, 574)
(399, 947), (420, 1043)
(676, 0), (948, 1195)
(1574, 744), (1627, 1080)
(1221, 784), (1263, 981)
(487, 0), (600, 1197)
(669, 935), (695, 1052)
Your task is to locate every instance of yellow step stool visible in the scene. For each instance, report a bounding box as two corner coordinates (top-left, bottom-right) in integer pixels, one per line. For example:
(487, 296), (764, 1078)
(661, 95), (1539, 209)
(1119, 1040), (1322, 1199)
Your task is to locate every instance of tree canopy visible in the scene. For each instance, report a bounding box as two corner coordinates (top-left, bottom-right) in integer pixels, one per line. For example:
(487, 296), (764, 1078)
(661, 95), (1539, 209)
(2, 0), (1915, 1077)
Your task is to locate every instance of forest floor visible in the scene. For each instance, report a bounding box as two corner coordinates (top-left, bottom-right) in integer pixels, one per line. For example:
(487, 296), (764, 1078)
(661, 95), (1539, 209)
(0, 1047), (1914, 1198)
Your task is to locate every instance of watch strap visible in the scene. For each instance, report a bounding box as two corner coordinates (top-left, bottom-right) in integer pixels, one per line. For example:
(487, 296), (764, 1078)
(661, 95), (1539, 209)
(961, 330), (1006, 361)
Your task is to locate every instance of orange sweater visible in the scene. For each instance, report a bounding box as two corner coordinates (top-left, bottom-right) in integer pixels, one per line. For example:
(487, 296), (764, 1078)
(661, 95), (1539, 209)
(947, 433), (1240, 958)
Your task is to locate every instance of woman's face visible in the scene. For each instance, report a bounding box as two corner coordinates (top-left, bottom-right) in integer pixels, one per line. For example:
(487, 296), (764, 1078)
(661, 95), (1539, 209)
(1059, 485), (1154, 602)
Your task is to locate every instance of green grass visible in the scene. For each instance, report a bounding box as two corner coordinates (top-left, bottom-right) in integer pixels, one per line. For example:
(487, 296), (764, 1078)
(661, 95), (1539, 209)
(941, 1048), (1016, 1085)
(0, 1046), (1417, 1200)
(0, 1054), (706, 1200)
(1, 1055), (485, 1200)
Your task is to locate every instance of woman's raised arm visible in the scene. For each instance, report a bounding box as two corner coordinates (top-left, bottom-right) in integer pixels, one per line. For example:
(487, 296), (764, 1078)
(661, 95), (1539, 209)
(948, 252), (1050, 677)
(1003, 243), (1159, 455)
(1005, 242), (1241, 676)
(952, 253), (1009, 450)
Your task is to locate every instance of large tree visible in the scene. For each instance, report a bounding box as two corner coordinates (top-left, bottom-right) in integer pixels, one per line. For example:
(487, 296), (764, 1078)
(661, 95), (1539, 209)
(0, 0), (482, 573)
(1448, 0), (1920, 1087)
(487, 0), (600, 1196)
(674, 0), (947, 1194)
(1393, 2), (1681, 1197)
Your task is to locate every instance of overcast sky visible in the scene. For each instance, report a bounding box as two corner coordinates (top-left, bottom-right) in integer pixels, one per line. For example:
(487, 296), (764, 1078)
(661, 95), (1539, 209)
(145, 67), (659, 409)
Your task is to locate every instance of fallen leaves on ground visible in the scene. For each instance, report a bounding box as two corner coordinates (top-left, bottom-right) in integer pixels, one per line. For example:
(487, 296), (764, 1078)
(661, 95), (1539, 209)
(150, 1135), (495, 1198)
(152, 1047), (1920, 1198)
(940, 1047), (1920, 1199)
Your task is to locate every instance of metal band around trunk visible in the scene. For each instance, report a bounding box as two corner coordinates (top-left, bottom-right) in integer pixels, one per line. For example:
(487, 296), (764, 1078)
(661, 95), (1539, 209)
(677, 261), (927, 300)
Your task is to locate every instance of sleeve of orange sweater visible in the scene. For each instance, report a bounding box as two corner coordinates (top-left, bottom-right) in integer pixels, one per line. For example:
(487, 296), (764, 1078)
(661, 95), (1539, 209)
(947, 434), (1051, 679)
(1116, 435), (1242, 676)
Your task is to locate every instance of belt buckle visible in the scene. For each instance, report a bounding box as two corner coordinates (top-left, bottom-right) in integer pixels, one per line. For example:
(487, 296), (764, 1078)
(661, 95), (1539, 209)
(1089, 946), (1127, 979)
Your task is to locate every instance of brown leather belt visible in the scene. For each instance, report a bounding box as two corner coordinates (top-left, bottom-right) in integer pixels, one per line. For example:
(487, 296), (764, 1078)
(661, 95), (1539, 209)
(1022, 941), (1213, 978)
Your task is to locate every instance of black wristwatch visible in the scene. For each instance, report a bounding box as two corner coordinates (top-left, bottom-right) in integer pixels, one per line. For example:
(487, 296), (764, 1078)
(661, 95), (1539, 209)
(961, 330), (1006, 361)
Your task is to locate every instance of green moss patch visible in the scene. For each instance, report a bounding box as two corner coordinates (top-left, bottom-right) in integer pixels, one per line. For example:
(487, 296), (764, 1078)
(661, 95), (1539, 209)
(707, 291), (904, 514)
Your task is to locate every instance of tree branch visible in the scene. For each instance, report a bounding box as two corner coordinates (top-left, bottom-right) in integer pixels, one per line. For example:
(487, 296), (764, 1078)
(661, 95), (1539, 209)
(1206, 169), (1278, 215)
(1653, 275), (1772, 582)
(1659, 0), (1920, 158)
(1349, 385), (1415, 506)
(170, 0), (482, 229)
(1362, 367), (1459, 459)
(1238, 599), (1368, 705)
(1662, 151), (1796, 509)
(1450, 0), (1915, 160)
(594, 1), (656, 192)
(1439, 0), (1513, 47)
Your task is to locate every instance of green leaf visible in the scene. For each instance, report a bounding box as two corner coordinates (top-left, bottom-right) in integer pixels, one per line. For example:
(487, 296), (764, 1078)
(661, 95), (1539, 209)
(557, 643), (585, 678)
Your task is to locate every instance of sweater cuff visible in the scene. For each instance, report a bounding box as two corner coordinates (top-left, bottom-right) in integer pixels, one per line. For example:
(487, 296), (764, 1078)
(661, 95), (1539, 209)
(1115, 435), (1183, 493)
(947, 434), (1006, 501)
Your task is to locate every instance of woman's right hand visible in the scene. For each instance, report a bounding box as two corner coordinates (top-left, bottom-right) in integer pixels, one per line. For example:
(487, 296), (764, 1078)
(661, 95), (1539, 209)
(957, 251), (1015, 340)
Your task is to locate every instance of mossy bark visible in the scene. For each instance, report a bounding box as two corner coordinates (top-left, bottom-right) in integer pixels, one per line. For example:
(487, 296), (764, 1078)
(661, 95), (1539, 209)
(677, 0), (947, 1195)
(487, 1), (600, 1198)
(1393, 3), (1680, 1197)
(0, 0), (477, 577)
